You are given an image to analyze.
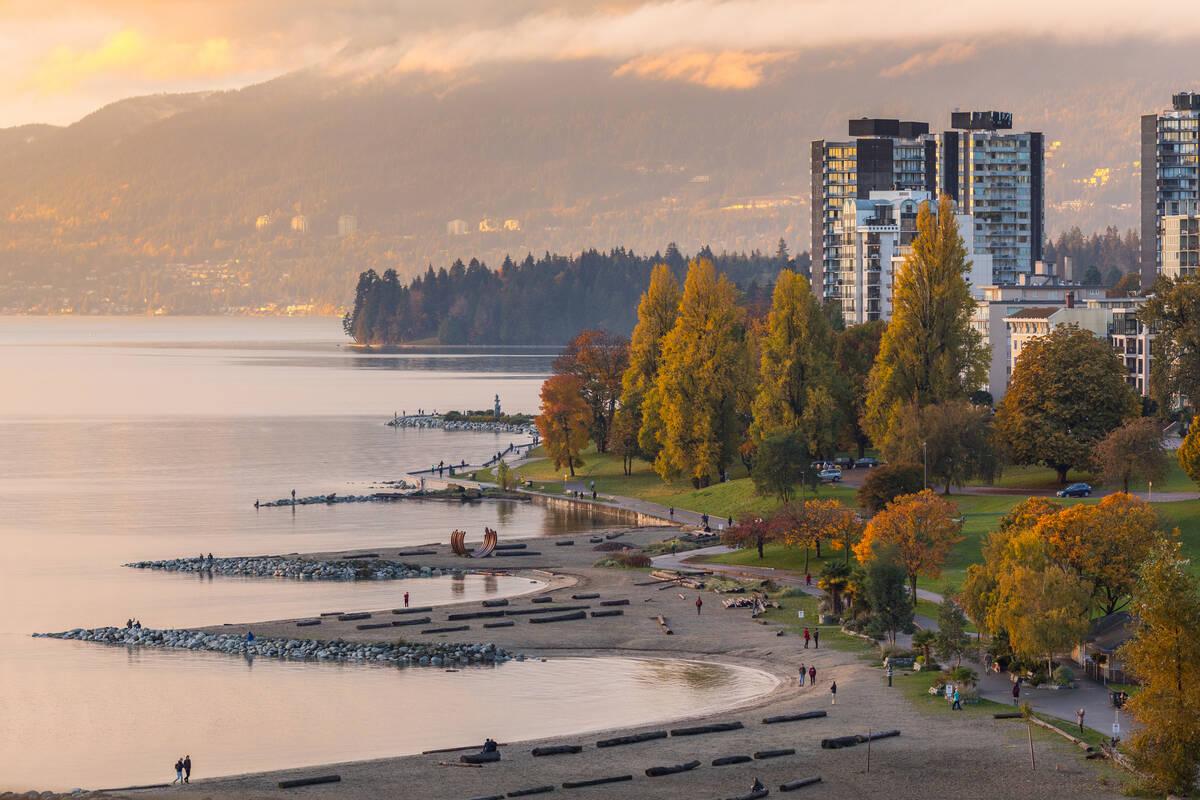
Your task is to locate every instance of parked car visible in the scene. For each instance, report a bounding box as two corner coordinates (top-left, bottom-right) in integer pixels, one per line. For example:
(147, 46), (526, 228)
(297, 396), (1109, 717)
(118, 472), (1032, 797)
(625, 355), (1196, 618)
(817, 468), (842, 483)
(1057, 482), (1092, 498)
(833, 457), (855, 470)
(854, 457), (881, 469)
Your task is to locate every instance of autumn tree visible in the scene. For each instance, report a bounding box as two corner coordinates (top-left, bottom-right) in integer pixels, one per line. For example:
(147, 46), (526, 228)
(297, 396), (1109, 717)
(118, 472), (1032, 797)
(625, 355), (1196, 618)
(854, 489), (963, 601)
(883, 399), (1000, 493)
(835, 320), (885, 458)
(722, 514), (775, 560)
(535, 374), (591, 477)
(864, 196), (988, 444)
(996, 325), (1137, 483)
(1035, 492), (1167, 615)
(609, 407), (639, 477)
(856, 463), (924, 514)
(1093, 416), (1168, 493)
(751, 431), (815, 504)
(554, 329), (629, 453)
(771, 498), (861, 573)
(1179, 422), (1200, 488)
(989, 530), (1093, 675)
(750, 270), (838, 457)
(1120, 540), (1200, 796)
(648, 259), (752, 486)
(1139, 274), (1200, 411)
(620, 264), (681, 464)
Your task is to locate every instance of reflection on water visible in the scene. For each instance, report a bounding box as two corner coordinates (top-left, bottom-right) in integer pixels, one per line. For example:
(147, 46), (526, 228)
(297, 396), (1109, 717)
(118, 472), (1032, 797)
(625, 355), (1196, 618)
(0, 655), (777, 791)
(0, 318), (702, 793)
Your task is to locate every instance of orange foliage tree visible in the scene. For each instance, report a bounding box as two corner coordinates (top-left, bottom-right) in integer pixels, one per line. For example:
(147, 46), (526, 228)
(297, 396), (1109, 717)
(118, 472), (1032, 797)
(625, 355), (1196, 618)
(535, 374), (592, 477)
(854, 489), (963, 600)
(1034, 492), (1168, 615)
(772, 499), (864, 572)
(722, 514), (776, 560)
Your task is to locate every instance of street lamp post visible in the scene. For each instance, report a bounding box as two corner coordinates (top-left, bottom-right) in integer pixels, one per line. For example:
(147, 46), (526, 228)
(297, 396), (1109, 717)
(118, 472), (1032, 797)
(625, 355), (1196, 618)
(923, 441), (928, 490)
(1148, 480), (1153, 504)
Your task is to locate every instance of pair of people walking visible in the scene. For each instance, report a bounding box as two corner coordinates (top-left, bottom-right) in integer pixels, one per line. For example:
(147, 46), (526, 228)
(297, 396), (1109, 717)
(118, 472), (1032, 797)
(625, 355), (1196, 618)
(172, 755), (192, 784)
(802, 627), (819, 649)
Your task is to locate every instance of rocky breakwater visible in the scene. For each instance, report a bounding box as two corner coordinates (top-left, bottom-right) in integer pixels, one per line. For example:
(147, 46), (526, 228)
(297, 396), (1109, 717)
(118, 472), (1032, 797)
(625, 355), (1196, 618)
(125, 555), (465, 582)
(34, 627), (519, 667)
(387, 415), (536, 436)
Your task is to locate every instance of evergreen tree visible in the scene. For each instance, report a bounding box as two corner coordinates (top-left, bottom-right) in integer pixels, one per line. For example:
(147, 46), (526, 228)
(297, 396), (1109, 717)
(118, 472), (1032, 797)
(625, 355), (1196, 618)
(864, 196), (988, 445)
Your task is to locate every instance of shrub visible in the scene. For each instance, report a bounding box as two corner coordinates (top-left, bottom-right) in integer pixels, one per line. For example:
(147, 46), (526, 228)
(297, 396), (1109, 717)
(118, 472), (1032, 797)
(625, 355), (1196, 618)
(856, 463), (925, 514)
(1052, 665), (1074, 686)
(947, 666), (978, 686)
(615, 551), (651, 568)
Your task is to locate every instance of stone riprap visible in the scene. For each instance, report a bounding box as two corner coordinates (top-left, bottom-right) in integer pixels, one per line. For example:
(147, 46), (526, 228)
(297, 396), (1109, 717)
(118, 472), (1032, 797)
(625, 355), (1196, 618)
(257, 492), (404, 508)
(124, 556), (464, 582)
(34, 627), (520, 667)
(386, 415), (535, 436)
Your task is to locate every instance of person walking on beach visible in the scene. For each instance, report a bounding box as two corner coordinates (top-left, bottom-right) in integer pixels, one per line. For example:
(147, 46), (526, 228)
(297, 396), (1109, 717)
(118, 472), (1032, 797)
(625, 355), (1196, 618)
(813, 628), (820, 649)
(173, 758), (183, 784)
(183, 755), (192, 783)
(803, 627), (811, 648)
(830, 680), (837, 705)
(798, 662), (806, 686)
(952, 687), (962, 711)
(809, 665), (817, 685)
(668, 507), (674, 520)
(404, 591), (410, 608)
(695, 596), (703, 615)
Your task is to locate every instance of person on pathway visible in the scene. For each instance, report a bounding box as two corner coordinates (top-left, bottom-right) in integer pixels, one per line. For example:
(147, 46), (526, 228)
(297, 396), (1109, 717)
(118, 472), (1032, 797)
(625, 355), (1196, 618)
(727, 516), (733, 528)
(886, 663), (894, 687)
(291, 489), (296, 505)
(1011, 679), (1021, 706)
(952, 688), (962, 711)
(1076, 707), (1086, 734)
(830, 680), (837, 705)
(183, 755), (192, 783)
(246, 630), (255, 644)
(803, 627), (811, 648)
(668, 507), (674, 520)
(809, 665), (817, 685)
(805, 572), (812, 586)
(695, 596), (703, 615)
(798, 663), (806, 686)
(813, 628), (820, 649)
(173, 758), (183, 784)
(404, 591), (410, 608)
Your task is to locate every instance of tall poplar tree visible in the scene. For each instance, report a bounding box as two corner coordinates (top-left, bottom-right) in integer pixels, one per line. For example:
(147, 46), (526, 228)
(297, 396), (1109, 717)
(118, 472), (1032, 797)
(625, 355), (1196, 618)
(649, 259), (750, 486)
(618, 264), (681, 464)
(750, 270), (838, 457)
(864, 196), (988, 445)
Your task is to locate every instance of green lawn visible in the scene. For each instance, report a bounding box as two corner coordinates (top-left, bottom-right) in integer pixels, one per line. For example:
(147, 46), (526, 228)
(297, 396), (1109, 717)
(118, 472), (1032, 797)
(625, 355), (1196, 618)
(966, 459), (1196, 495)
(496, 447), (1200, 586)
(758, 592), (878, 658)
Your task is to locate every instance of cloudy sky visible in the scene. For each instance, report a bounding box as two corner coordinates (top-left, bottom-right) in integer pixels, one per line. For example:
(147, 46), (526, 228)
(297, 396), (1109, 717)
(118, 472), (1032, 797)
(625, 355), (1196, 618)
(2, 0), (1198, 127)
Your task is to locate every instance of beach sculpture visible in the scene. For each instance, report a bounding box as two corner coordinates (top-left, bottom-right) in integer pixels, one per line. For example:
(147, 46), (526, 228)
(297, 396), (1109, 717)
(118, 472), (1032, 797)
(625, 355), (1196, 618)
(450, 527), (498, 558)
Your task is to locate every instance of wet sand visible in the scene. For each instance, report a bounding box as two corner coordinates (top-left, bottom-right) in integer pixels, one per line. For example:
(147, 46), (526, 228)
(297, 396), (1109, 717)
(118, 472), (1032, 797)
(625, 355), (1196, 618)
(84, 527), (1127, 800)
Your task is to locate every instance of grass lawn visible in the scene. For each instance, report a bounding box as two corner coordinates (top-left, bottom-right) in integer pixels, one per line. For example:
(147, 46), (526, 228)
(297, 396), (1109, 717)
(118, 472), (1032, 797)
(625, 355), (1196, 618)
(708, 542), (852, 575)
(489, 446), (856, 519)
(758, 591), (878, 659)
(966, 459), (1196, 495)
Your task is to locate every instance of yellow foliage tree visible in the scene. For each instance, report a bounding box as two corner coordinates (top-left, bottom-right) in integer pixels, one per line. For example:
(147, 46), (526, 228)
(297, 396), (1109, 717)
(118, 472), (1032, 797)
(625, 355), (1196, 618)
(1120, 540), (1200, 796)
(620, 263), (681, 464)
(648, 259), (751, 486)
(770, 498), (860, 574)
(853, 489), (963, 601)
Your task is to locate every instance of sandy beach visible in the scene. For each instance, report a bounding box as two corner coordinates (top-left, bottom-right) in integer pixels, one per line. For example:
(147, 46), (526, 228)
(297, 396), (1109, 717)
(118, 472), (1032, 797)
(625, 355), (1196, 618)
(57, 526), (1127, 800)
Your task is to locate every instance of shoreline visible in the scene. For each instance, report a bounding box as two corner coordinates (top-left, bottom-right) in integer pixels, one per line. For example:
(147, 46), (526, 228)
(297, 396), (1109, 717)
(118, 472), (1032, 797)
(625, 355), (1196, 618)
(33, 527), (1129, 800)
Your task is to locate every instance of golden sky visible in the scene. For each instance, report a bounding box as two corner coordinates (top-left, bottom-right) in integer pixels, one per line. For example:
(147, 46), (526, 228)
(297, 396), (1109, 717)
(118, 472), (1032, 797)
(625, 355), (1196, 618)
(1, 0), (1196, 127)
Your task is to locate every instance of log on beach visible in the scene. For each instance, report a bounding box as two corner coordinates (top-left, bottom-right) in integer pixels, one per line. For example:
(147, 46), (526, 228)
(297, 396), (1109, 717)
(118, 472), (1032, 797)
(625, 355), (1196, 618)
(278, 774), (341, 788)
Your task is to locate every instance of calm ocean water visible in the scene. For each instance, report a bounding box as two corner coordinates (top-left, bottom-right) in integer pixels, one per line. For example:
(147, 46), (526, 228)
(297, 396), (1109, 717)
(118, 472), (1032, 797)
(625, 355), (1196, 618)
(0, 317), (775, 791)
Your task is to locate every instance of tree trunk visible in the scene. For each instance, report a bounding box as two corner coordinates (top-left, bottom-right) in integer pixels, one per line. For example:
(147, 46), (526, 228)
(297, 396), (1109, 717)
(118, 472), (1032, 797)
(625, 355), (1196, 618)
(815, 540), (822, 558)
(757, 536), (765, 560)
(910, 574), (919, 609)
(1055, 465), (1069, 484)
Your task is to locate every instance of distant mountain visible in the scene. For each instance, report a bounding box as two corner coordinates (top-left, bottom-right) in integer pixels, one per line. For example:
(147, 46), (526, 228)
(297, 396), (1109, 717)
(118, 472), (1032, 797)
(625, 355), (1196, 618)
(0, 39), (1193, 313)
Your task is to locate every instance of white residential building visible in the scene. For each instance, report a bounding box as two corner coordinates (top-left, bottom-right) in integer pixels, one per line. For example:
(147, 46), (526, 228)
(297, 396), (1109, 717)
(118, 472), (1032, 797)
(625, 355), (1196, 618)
(1161, 213), (1200, 279)
(337, 214), (358, 237)
(833, 190), (991, 325)
(446, 219), (469, 236)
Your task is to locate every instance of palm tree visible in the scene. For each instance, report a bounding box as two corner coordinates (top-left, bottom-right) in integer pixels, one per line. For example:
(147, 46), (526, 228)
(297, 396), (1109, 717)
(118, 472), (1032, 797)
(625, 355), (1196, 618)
(818, 560), (851, 615)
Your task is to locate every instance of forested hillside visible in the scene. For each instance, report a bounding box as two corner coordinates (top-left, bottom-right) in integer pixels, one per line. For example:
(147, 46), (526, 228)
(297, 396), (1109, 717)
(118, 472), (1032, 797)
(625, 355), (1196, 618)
(344, 245), (804, 345)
